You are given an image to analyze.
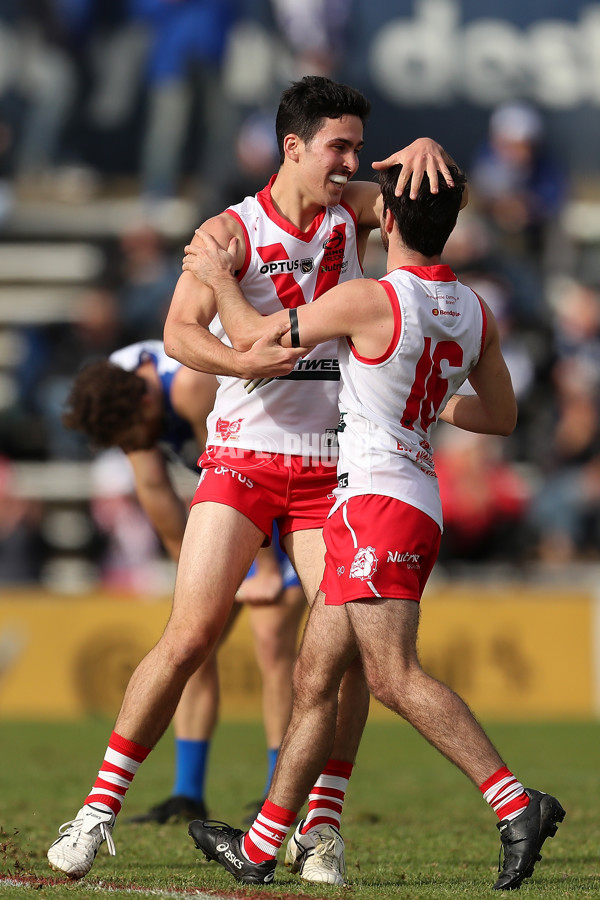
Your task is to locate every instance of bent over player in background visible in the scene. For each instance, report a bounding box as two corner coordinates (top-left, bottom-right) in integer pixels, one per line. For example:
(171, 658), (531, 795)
(183, 163), (565, 891)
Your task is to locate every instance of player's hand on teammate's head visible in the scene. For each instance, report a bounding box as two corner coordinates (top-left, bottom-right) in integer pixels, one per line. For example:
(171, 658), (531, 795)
(372, 138), (455, 199)
(182, 229), (238, 283)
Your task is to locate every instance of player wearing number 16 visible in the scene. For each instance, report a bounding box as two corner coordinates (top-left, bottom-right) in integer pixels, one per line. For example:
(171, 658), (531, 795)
(182, 162), (565, 891)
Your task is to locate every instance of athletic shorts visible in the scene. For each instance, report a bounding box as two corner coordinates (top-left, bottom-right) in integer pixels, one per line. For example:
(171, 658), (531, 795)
(320, 495), (441, 605)
(191, 447), (337, 543)
(246, 522), (300, 588)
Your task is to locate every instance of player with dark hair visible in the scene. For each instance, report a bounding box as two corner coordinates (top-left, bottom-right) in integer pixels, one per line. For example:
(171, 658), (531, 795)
(62, 344), (305, 825)
(181, 162), (564, 891)
(47, 74), (455, 884)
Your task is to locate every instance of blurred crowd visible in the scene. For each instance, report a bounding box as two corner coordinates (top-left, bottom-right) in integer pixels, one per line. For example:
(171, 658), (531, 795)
(0, 0), (599, 590)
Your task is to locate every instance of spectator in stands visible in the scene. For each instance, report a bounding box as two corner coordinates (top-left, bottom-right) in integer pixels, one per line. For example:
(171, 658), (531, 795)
(130, 0), (240, 212)
(470, 101), (568, 267)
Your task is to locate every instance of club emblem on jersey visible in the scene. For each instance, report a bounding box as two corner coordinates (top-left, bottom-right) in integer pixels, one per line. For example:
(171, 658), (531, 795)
(301, 257), (314, 273)
(323, 228), (344, 250)
(349, 546), (379, 581)
(215, 418), (242, 441)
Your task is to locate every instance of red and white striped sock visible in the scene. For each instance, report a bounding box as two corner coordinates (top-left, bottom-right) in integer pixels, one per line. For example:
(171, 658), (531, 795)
(84, 731), (150, 817)
(300, 759), (353, 835)
(243, 799), (296, 863)
(480, 766), (530, 822)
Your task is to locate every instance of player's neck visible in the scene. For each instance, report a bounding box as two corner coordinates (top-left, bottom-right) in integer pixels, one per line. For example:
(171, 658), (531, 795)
(386, 245), (441, 272)
(269, 171), (324, 233)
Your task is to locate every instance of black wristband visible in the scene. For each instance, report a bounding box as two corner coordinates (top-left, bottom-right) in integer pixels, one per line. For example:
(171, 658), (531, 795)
(289, 308), (301, 347)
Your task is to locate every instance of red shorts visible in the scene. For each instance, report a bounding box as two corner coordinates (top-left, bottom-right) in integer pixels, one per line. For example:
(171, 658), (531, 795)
(191, 446), (337, 542)
(320, 495), (441, 604)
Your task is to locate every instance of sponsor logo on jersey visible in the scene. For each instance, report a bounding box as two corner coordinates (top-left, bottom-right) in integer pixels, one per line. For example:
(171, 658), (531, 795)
(349, 546), (379, 580)
(214, 466), (254, 488)
(337, 412), (347, 432)
(215, 418), (242, 441)
(259, 257), (314, 275)
(280, 358), (340, 381)
(387, 551), (422, 570)
(337, 472), (349, 488)
(432, 308), (460, 317)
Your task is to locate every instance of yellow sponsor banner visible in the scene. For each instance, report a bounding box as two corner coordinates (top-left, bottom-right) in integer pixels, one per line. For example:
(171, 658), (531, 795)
(0, 585), (597, 720)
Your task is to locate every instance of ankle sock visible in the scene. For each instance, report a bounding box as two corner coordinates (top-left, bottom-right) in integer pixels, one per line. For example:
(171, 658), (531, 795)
(85, 731), (150, 816)
(301, 758), (353, 834)
(480, 765), (530, 822)
(243, 798), (296, 863)
(172, 738), (209, 803)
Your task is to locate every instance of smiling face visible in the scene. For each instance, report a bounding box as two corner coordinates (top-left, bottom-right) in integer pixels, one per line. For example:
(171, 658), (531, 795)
(292, 115), (364, 207)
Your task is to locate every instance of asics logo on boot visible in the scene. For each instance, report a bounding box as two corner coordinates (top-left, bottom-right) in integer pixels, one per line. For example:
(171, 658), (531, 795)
(223, 848), (243, 870)
(264, 871), (275, 883)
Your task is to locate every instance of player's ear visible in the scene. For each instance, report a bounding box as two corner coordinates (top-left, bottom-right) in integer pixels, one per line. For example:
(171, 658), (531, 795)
(384, 207), (395, 234)
(284, 134), (301, 162)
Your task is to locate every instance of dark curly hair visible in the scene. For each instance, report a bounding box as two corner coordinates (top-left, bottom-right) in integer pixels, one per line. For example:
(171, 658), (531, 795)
(379, 163), (467, 258)
(62, 360), (147, 447)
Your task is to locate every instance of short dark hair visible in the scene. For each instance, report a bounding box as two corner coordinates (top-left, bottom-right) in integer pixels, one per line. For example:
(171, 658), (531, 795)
(275, 75), (371, 164)
(62, 360), (146, 447)
(378, 164), (467, 257)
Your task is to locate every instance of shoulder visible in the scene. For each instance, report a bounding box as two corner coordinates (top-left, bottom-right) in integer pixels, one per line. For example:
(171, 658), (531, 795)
(340, 181), (380, 224)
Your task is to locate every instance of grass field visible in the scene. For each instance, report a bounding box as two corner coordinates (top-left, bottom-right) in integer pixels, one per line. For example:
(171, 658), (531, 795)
(1, 718), (599, 899)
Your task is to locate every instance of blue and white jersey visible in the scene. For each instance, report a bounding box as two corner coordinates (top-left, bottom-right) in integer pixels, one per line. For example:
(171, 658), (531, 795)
(109, 340), (195, 464)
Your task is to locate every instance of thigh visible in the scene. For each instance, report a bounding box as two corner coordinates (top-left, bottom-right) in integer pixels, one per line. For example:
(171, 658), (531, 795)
(248, 584), (306, 653)
(170, 502), (264, 645)
(294, 590), (359, 694)
(282, 528), (326, 604)
(346, 596), (420, 675)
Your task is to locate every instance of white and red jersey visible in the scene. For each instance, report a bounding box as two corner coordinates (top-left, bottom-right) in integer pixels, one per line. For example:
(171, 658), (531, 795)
(333, 265), (487, 529)
(206, 176), (363, 459)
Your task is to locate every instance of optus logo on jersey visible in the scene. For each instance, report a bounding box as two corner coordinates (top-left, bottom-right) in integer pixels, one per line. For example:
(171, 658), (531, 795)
(214, 466), (254, 488)
(259, 258), (313, 275)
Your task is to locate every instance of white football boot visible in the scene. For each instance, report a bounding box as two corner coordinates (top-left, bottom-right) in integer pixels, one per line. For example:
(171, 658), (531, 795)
(284, 819), (346, 885)
(47, 804), (116, 879)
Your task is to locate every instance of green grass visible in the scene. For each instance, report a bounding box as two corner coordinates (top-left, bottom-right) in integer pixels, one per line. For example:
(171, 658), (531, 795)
(1, 719), (599, 899)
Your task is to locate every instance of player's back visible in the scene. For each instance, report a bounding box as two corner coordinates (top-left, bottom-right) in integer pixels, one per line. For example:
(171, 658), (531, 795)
(334, 264), (485, 527)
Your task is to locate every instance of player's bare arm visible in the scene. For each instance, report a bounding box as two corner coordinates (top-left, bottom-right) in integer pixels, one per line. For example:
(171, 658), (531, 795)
(440, 301), (517, 437)
(127, 449), (188, 562)
(174, 221), (303, 378)
(183, 231), (393, 360)
(169, 366), (218, 451)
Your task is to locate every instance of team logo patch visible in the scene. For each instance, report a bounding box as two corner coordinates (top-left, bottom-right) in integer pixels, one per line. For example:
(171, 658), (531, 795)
(323, 228), (344, 250)
(301, 257), (314, 273)
(215, 418), (242, 441)
(349, 546), (379, 581)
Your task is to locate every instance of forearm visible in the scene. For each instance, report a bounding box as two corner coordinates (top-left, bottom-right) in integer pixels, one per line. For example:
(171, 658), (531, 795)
(164, 317), (247, 377)
(137, 485), (188, 562)
(441, 393), (516, 437)
(213, 272), (275, 350)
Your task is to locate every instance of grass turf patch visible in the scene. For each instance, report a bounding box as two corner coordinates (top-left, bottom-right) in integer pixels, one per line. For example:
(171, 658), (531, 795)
(1, 719), (599, 898)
